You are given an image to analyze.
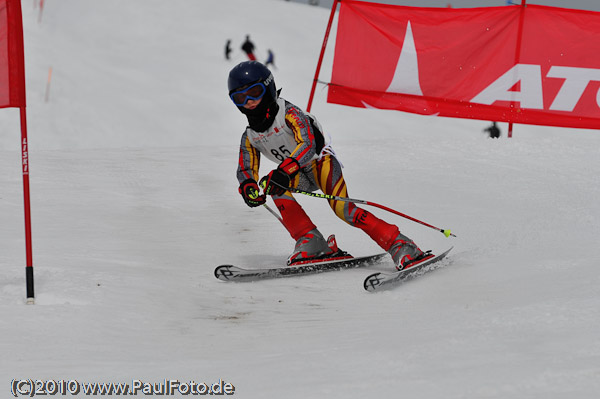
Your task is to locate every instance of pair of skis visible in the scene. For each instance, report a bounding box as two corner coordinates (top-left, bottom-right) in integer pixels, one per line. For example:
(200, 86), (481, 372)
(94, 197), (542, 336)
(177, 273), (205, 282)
(214, 247), (453, 292)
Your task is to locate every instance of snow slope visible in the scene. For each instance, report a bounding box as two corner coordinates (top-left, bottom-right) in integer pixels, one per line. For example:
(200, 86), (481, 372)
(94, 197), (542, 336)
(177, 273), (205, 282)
(1, 0), (599, 398)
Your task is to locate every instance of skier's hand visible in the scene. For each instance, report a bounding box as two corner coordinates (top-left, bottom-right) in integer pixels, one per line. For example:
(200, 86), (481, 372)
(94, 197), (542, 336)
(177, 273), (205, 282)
(239, 179), (266, 207)
(261, 158), (300, 196)
(260, 170), (289, 196)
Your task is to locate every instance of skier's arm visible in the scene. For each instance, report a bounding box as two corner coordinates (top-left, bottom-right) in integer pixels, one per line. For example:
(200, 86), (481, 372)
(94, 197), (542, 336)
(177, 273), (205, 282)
(284, 105), (321, 167)
(237, 131), (266, 207)
(236, 131), (260, 183)
(261, 106), (323, 196)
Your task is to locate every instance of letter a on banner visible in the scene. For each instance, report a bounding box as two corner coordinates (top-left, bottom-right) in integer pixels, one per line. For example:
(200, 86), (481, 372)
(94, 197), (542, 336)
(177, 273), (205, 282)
(1, 0), (34, 304)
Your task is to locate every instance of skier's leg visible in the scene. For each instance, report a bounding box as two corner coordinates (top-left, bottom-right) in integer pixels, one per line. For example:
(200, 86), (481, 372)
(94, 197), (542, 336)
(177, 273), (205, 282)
(272, 191), (315, 241)
(271, 190), (333, 264)
(313, 155), (424, 268)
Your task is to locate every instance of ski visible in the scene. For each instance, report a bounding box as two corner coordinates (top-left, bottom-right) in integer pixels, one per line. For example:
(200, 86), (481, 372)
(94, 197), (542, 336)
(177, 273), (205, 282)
(215, 253), (388, 282)
(363, 247), (453, 292)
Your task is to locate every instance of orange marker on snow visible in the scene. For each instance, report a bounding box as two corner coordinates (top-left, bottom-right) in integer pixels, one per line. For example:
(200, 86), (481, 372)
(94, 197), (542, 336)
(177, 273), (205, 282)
(44, 66), (52, 102)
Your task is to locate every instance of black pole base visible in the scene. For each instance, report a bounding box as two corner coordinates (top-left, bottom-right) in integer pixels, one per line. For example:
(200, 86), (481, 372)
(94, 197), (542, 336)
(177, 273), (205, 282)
(26, 266), (35, 304)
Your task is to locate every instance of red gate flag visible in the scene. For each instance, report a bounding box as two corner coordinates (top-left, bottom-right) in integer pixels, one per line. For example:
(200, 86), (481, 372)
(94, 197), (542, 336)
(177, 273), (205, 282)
(1, 0), (33, 303)
(0, 0), (26, 108)
(328, 1), (600, 129)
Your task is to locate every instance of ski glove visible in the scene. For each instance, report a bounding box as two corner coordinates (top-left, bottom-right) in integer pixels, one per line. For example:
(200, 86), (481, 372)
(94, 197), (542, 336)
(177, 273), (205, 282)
(239, 179), (266, 208)
(261, 157), (301, 197)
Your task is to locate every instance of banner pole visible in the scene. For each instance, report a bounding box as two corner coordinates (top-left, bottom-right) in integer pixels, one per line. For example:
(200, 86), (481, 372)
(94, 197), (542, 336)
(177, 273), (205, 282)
(20, 106), (34, 304)
(306, 0), (340, 113)
(509, 0), (527, 138)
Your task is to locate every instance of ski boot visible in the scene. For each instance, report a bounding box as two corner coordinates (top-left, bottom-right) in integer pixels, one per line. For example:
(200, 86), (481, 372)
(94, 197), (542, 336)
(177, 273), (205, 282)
(287, 229), (350, 265)
(388, 232), (426, 270)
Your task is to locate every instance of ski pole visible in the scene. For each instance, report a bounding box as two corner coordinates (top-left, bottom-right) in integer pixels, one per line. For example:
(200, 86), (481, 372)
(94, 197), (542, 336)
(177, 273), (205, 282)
(263, 203), (283, 224)
(278, 184), (456, 238)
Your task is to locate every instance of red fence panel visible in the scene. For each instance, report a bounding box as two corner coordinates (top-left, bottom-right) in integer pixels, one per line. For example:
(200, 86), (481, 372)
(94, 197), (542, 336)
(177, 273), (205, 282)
(328, 1), (600, 129)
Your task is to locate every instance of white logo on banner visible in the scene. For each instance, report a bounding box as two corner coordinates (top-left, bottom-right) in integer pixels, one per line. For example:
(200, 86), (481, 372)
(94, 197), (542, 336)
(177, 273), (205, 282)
(362, 21), (439, 116)
(386, 21), (423, 96)
(362, 21), (437, 114)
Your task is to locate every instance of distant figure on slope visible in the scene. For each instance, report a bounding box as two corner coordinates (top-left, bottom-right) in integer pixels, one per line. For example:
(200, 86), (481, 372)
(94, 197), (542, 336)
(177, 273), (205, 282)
(228, 61), (426, 268)
(225, 39), (232, 60)
(265, 49), (276, 69)
(241, 35), (256, 61)
(484, 122), (501, 139)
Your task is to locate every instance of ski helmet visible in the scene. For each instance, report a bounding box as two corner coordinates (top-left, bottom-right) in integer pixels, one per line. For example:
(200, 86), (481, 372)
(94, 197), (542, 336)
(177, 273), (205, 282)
(227, 61), (280, 132)
(228, 61), (277, 101)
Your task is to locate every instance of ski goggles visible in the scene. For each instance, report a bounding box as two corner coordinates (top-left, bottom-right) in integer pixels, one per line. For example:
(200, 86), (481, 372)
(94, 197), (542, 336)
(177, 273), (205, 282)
(229, 82), (266, 106)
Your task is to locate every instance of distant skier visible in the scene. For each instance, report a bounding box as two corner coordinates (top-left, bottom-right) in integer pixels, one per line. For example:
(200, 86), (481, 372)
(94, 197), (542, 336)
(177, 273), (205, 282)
(484, 122), (501, 138)
(241, 35), (256, 61)
(224, 39), (232, 60)
(265, 49), (276, 68)
(229, 61), (425, 268)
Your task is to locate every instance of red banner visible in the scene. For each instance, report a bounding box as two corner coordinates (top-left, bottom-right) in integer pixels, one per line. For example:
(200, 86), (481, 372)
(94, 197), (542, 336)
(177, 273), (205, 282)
(328, 1), (600, 129)
(0, 0), (26, 108)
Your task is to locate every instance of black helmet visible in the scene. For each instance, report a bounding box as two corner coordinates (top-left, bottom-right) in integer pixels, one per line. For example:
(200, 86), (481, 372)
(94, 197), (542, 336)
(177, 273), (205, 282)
(228, 61), (279, 132)
(228, 61), (277, 101)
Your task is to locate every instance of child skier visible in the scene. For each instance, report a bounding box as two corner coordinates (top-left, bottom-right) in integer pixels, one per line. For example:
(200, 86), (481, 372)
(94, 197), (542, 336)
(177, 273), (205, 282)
(229, 61), (425, 268)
